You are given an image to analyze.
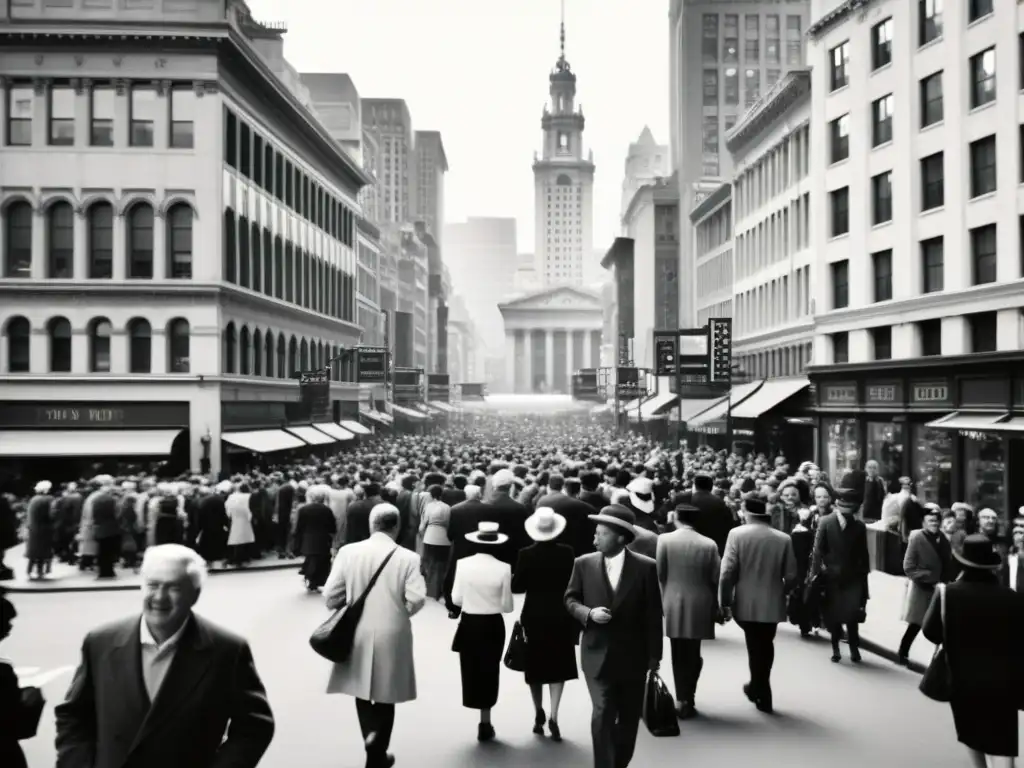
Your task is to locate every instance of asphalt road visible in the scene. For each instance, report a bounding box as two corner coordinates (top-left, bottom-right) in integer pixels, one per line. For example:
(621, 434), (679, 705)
(5, 569), (988, 768)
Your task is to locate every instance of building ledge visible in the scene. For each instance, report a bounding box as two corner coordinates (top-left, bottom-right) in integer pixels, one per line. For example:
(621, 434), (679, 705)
(725, 70), (811, 156)
(808, 349), (1024, 377)
(808, 0), (877, 41)
(689, 182), (731, 223)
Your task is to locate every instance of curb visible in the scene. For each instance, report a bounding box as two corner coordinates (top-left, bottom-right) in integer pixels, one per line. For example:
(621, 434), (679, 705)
(0, 560), (302, 594)
(857, 636), (927, 675)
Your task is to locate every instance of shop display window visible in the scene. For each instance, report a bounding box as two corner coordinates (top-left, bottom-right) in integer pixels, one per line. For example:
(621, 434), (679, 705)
(911, 424), (952, 507)
(866, 421), (904, 492)
(823, 417), (859, 484)
(964, 432), (1005, 520)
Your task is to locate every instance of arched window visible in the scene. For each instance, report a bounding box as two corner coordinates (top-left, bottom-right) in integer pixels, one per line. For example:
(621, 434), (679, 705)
(276, 335), (286, 379)
(252, 328), (263, 376)
(238, 215), (251, 288)
(167, 203), (193, 279)
(4, 201), (33, 278)
(223, 322), (236, 374)
(264, 331), (275, 378)
(47, 201), (74, 278)
(239, 326), (251, 375)
(250, 222), (262, 293)
(168, 318), (190, 373)
(88, 317), (112, 372)
(48, 317), (72, 372)
(310, 341), (318, 370)
(299, 338), (308, 371)
(273, 236), (284, 299)
(127, 318), (152, 373)
(262, 228), (273, 296)
(127, 203), (154, 278)
(287, 336), (297, 376)
(88, 202), (113, 279)
(4, 316), (30, 373)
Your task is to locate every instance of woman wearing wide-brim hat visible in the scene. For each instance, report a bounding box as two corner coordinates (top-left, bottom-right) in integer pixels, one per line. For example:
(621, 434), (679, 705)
(450, 521), (515, 742)
(511, 508), (578, 741)
(922, 534), (1024, 767)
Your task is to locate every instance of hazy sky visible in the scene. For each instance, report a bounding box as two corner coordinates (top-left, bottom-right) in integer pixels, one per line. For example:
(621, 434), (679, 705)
(245, 0), (669, 252)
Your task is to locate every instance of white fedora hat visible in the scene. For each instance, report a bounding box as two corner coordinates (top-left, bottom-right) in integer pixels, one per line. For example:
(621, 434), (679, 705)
(466, 520), (509, 546)
(524, 507), (567, 543)
(626, 477), (655, 514)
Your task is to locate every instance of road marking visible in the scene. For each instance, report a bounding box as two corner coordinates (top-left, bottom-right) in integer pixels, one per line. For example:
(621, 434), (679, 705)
(16, 665), (75, 687)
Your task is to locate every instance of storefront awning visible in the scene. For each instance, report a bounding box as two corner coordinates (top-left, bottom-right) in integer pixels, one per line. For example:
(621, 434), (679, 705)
(927, 412), (1019, 433)
(631, 391), (679, 421)
(668, 397), (727, 423)
(313, 423), (356, 441)
(359, 408), (392, 426)
(428, 401), (459, 413)
(621, 398), (643, 412)
(731, 376), (810, 420)
(221, 429), (306, 454)
(390, 404), (428, 420)
(340, 420), (373, 435)
(686, 380), (765, 434)
(286, 426), (337, 446)
(0, 429), (183, 457)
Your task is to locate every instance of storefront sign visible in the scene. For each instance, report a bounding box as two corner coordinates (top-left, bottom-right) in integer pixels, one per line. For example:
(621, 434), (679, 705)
(426, 373), (450, 403)
(960, 377), (1009, 408)
(821, 383), (857, 405)
(910, 381), (951, 406)
(865, 382), (902, 405)
(0, 401), (189, 429)
(356, 346), (388, 384)
(223, 402), (288, 430)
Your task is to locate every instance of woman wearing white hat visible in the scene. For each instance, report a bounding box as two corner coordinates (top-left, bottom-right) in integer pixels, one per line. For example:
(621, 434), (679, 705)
(450, 521), (514, 742)
(511, 507), (578, 741)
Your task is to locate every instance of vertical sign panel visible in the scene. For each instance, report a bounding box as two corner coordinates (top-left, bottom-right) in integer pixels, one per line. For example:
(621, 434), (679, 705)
(710, 318), (732, 383)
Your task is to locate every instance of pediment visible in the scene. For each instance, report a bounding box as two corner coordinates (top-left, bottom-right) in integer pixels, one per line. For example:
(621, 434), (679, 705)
(498, 286), (603, 313)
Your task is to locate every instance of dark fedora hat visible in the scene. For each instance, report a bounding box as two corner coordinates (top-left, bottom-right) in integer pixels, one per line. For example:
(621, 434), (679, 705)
(953, 534), (1003, 570)
(589, 504), (637, 541)
(834, 471), (863, 508)
(743, 497), (769, 517)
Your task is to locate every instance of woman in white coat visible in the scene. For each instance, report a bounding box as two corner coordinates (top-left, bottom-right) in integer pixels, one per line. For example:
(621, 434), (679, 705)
(323, 503), (426, 768)
(225, 481), (255, 566)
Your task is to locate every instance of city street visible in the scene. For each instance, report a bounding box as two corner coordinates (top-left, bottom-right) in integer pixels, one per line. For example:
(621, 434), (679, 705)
(7, 569), (980, 768)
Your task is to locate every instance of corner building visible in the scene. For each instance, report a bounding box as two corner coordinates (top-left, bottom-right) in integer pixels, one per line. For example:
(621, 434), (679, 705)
(806, 0), (1024, 521)
(0, 0), (370, 480)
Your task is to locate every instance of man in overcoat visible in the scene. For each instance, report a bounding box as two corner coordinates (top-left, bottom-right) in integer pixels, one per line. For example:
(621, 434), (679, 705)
(656, 503), (720, 718)
(898, 504), (953, 665)
(565, 505), (663, 768)
(323, 504), (426, 768)
(537, 474), (597, 557)
(720, 497), (797, 714)
(484, 469), (530, 564)
(678, 473), (736, 556)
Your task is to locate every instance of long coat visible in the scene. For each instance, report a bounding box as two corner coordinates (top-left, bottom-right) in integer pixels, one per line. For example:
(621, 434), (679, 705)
(720, 519), (798, 624)
(901, 528), (952, 626)
(657, 526), (720, 640)
(226, 493), (255, 546)
(194, 494), (229, 563)
(25, 494), (54, 560)
(808, 511), (871, 627)
(323, 532), (426, 703)
(77, 493), (99, 557)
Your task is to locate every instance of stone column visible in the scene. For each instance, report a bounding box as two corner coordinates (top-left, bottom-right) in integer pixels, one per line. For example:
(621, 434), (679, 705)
(566, 329), (575, 390)
(545, 329), (555, 393)
(525, 329), (534, 393)
(504, 330), (516, 394)
(112, 210), (126, 280)
(31, 209), (45, 279)
(589, 330), (602, 370)
(584, 330), (593, 368)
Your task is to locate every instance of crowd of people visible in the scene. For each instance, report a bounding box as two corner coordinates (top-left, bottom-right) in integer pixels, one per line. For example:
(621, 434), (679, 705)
(1, 411), (1022, 768)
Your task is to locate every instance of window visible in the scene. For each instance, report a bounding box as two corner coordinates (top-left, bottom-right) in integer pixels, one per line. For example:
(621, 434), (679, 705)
(969, 312), (996, 353)
(921, 152), (944, 210)
(786, 16), (802, 65)
(872, 18), (893, 69)
(128, 318), (152, 373)
(744, 68), (760, 107)
(90, 85), (114, 146)
(871, 172), (893, 225)
(48, 86), (75, 146)
(703, 69), (718, 106)
(129, 84), (156, 147)
(830, 187), (849, 237)
(871, 94), (893, 146)
(970, 223), (997, 285)
(127, 204), (154, 279)
(724, 67), (739, 105)
(223, 209), (237, 283)
(873, 249), (893, 301)
(833, 331), (849, 363)
(969, 0), (993, 23)
(4, 201), (33, 277)
(829, 114), (849, 162)
(167, 203), (193, 279)
(47, 202), (74, 278)
(829, 41), (850, 91)
(920, 0), (943, 46)
(48, 317), (71, 372)
(724, 14), (739, 63)
(223, 323), (237, 374)
(922, 236), (944, 293)
(919, 319), (942, 356)
(168, 319), (190, 373)
(831, 260), (850, 309)
(87, 202), (113, 279)
(766, 15), (780, 64)
(765, 69), (781, 89)
(872, 327), (892, 360)
(4, 317), (30, 373)
(89, 318), (112, 373)
(169, 85), (195, 149)
(702, 14), (718, 62)
(920, 71), (943, 127)
(6, 85), (32, 146)
(969, 135), (996, 197)
(970, 48), (996, 108)
(225, 109), (237, 168)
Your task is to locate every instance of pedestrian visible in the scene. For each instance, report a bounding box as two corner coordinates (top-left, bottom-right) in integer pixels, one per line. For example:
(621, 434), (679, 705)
(76, 477), (103, 571)
(25, 481), (55, 580)
(418, 484), (452, 600)
(623, 477), (660, 534)
(484, 469), (530, 568)
(194, 482), (230, 565)
(719, 497), (798, 714)
(450, 520), (515, 742)
(54, 544), (275, 768)
(683, 473), (737, 555)
(0, 491), (18, 580)
(788, 505), (820, 637)
(323, 503), (426, 768)
(1, 586), (46, 768)
(275, 475), (296, 558)
(536, 474), (597, 557)
(511, 507), (578, 741)
(293, 484), (336, 592)
(345, 482), (383, 547)
(922, 534), (1024, 768)
(656, 503), (721, 719)
(564, 504), (663, 768)
(226, 482), (256, 566)
(90, 479), (121, 580)
(898, 505), (953, 666)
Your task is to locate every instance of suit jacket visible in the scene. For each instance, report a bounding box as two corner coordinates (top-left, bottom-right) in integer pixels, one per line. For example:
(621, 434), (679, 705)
(688, 489), (736, 556)
(54, 614), (274, 768)
(441, 487), (467, 508)
(535, 492), (596, 556)
(808, 512), (871, 590)
(657, 526), (720, 639)
(564, 549), (663, 681)
(484, 493), (531, 559)
(578, 489), (605, 513)
(720, 520), (798, 624)
(91, 492), (120, 540)
(627, 527), (658, 559)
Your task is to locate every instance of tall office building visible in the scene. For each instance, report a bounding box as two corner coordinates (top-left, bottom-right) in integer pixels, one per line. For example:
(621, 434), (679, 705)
(361, 98), (413, 225)
(413, 130), (447, 243)
(620, 126), (670, 221)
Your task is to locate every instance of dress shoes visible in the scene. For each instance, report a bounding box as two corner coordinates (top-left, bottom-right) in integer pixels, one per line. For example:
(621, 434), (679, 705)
(743, 683), (773, 714)
(675, 701), (698, 720)
(477, 722), (495, 742)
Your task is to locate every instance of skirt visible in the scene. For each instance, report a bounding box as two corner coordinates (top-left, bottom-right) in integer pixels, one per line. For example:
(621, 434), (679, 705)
(420, 543), (450, 599)
(452, 613), (505, 709)
(952, 697), (1018, 757)
(523, 623), (579, 685)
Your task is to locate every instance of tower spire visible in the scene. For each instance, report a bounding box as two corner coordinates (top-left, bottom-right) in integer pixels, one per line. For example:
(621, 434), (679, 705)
(559, 0), (565, 61)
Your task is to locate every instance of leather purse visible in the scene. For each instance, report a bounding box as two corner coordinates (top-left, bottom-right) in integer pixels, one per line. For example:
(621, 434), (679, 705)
(310, 547), (398, 663)
(919, 583), (951, 702)
(503, 620), (527, 672)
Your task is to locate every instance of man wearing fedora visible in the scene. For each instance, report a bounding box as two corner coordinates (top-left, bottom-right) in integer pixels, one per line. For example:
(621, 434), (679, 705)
(564, 505), (663, 768)
(720, 497), (797, 714)
(623, 477), (660, 533)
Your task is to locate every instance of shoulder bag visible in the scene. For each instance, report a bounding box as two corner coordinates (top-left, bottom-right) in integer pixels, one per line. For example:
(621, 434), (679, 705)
(310, 547), (399, 663)
(919, 583), (951, 702)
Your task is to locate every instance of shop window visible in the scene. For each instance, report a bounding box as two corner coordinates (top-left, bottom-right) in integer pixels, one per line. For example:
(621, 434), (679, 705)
(968, 311), (997, 353)
(911, 424), (952, 507)
(5, 316), (30, 373)
(4, 200), (33, 278)
(127, 203), (154, 279)
(168, 318), (190, 373)
(87, 202), (113, 279)
(823, 417), (859, 484)
(89, 317), (112, 373)
(47, 201), (74, 278)
(48, 316), (71, 372)
(867, 421), (903, 493)
(965, 433), (1005, 519)
(127, 317), (151, 374)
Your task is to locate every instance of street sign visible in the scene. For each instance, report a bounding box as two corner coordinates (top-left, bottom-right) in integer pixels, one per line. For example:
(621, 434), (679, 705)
(652, 328), (710, 378)
(709, 318), (733, 383)
(356, 346), (388, 383)
(616, 367), (642, 399)
(654, 337), (676, 377)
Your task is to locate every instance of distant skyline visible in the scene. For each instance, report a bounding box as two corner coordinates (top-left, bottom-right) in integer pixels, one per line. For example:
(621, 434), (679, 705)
(244, 0), (668, 252)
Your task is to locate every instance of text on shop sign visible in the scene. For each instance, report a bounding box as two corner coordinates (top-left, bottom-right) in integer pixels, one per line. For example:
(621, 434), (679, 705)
(867, 386), (897, 402)
(913, 385), (949, 402)
(41, 408), (124, 424)
(823, 386), (856, 403)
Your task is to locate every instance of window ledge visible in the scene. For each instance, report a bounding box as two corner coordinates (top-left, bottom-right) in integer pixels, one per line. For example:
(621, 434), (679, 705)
(919, 120), (944, 134)
(872, 139), (893, 152)
(829, 232), (851, 243)
(829, 157), (850, 169)
(968, 99), (997, 117)
(871, 220), (893, 231)
(966, 14), (993, 29)
(920, 205), (945, 218)
(968, 190), (998, 204)
(828, 83), (850, 97)
(871, 62), (893, 76)
(918, 36), (944, 53)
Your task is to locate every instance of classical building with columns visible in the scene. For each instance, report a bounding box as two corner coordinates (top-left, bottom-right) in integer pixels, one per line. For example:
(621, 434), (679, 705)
(499, 285), (603, 394)
(0, 0), (372, 479)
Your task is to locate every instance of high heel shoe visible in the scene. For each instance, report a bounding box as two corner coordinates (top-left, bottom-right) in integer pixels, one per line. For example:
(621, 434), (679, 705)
(548, 720), (562, 742)
(533, 708), (546, 735)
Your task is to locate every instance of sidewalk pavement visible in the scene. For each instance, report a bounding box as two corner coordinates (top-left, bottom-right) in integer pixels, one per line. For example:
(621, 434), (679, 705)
(856, 571), (935, 674)
(0, 543), (303, 593)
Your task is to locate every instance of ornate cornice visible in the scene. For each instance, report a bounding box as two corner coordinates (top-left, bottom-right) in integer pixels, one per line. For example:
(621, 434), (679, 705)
(725, 69), (811, 156)
(808, 0), (875, 41)
(689, 182), (731, 223)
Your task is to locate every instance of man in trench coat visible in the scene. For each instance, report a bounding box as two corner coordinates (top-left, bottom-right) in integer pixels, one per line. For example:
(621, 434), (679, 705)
(323, 503), (426, 768)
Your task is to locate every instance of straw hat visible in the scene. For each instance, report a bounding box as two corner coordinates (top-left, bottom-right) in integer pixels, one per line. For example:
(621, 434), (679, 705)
(524, 507), (566, 542)
(466, 521), (509, 546)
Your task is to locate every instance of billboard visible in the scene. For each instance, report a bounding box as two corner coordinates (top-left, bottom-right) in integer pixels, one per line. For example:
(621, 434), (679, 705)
(356, 346), (388, 383)
(426, 373), (450, 402)
(572, 369), (602, 402)
(616, 367), (642, 399)
(299, 370), (331, 423)
(460, 382), (486, 401)
(393, 368), (422, 404)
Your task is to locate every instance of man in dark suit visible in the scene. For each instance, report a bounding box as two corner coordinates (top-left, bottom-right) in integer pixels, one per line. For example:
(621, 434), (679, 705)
(537, 475), (597, 557)
(441, 475), (468, 508)
(484, 469), (530, 564)
(578, 472), (607, 513)
(275, 477), (296, 558)
(55, 544), (274, 768)
(565, 505), (663, 768)
(683, 474), (736, 556)
(344, 483), (383, 547)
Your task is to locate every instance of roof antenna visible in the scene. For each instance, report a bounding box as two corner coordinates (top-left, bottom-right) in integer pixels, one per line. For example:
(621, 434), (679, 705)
(559, 0), (566, 62)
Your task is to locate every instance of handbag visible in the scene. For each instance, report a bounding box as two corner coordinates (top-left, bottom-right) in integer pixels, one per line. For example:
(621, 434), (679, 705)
(309, 547), (399, 663)
(16, 686), (45, 740)
(503, 620), (527, 672)
(642, 670), (680, 737)
(919, 583), (952, 702)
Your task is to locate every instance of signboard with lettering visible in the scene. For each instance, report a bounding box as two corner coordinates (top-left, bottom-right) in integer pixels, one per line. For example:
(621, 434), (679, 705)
(910, 381), (952, 406)
(865, 382), (903, 406)
(960, 377), (1009, 408)
(653, 328), (709, 378)
(572, 369), (602, 401)
(653, 336), (677, 377)
(299, 370), (331, 423)
(617, 367), (642, 399)
(393, 368), (423, 405)
(709, 318), (732, 383)
(426, 373), (450, 403)
(356, 346), (388, 384)
(0, 401), (190, 429)
(820, 383), (858, 406)
(459, 383), (486, 401)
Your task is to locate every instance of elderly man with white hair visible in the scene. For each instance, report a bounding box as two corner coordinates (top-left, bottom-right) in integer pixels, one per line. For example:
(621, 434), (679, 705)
(55, 544), (275, 768)
(25, 481), (55, 580)
(324, 502), (426, 768)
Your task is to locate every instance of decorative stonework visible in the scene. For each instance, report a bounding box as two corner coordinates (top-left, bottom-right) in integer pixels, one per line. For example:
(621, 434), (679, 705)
(192, 80), (218, 97)
(113, 79), (128, 95)
(32, 78), (49, 96)
(155, 79), (172, 96)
